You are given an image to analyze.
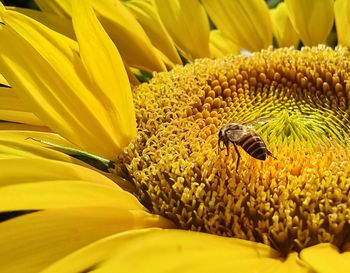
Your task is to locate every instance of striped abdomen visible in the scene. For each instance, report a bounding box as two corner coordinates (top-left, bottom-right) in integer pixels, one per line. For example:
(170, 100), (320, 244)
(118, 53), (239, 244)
(237, 132), (267, 160)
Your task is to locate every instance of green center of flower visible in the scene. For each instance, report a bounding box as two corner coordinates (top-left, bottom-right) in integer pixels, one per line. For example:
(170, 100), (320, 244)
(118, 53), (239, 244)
(118, 46), (350, 255)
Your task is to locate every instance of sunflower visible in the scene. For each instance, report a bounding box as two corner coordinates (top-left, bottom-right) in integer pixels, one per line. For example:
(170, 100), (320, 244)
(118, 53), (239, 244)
(1, 0), (350, 272)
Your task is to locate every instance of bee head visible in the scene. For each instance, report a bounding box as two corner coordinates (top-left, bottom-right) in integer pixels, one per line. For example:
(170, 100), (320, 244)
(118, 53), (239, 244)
(231, 122), (240, 128)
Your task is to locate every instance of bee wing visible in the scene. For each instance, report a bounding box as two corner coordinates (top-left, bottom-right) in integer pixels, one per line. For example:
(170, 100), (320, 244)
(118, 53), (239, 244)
(242, 116), (275, 129)
(225, 127), (244, 142)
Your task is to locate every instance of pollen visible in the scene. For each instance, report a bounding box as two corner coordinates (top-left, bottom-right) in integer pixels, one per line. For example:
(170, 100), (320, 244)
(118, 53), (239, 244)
(118, 46), (350, 254)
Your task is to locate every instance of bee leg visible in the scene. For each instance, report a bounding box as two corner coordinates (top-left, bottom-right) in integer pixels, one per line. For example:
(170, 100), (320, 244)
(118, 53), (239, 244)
(267, 149), (277, 159)
(233, 143), (241, 173)
(218, 140), (225, 155)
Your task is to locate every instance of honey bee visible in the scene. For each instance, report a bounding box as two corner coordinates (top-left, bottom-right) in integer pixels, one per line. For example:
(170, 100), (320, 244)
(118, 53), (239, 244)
(218, 117), (276, 172)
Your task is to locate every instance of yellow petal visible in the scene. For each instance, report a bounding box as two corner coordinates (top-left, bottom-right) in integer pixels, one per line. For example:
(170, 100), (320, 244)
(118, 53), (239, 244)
(36, 0), (167, 72)
(334, 0), (350, 47)
(124, 0), (182, 67)
(7, 6), (75, 39)
(0, 132), (82, 163)
(124, 62), (140, 86)
(0, 208), (173, 273)
(0, 156), (117, 185)
(0, 110), (44, 126)
(89, 0), (168, 72)
(0, 130), (79, 150)
(0, 88), (45, 125)
(34, 0), (71, 18)
(0, 72), (10, 87)
(0, 122), (49, 131)
(154, 0), (210, 60)
(0, 10), (128, 159)
(55, 229), (310, 273)
(0, 137), (133, 190)
(0, 130), (124, 187)
(209, 30), (240, 58)
(203, 0), (272, 52)
(0, 2), (4, 23)
(72, 0), (136, 149)
(0, 89), (34, 112)
(270, 3), (299, 48)
(285, 0), (334, 46)
(0, 180), (144, 211)
(300, 243), (350, 273)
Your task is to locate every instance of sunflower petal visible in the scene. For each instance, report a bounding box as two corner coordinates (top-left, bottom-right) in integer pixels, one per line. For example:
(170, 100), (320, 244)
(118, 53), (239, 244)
(300, 243), (350, 273)
(0, 208), (173, 273)
(36, 0), (167, 72)
(270, 3), (299, 48)
(0, 2), (4, 23)
(0, 89), (34, 112)
(154, 0), (210, 60)
(0, 123), (49, 131)
(0, 180), (144, 211)
(203, 0), (272, 52)
(0, 9), (129, 158)
(0, 88), (45, 125)
(124, 0), (182, 67)
(49, 228), (310, 273)
(34, 0), (71, 18)
(7, 6), (75, 39)
(0, 130), (79, 150)
(0, 73), (10, 87)
(0, 133), (82, 163)
(334, 0), (350, 47)
(0, 131), (134, 190)
(0, 110), (43, 126)
(72, 0), (136, 149)
(285, 0), (334, 46)
(26, 137), (113, 172)
(0, 157), (118, 186)
(209, 30), (240, 58)
(88, 0), (168, 72)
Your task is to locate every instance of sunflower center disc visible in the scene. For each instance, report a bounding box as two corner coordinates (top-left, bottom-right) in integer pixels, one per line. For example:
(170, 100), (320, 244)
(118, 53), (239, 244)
(118, 46), (350, 254)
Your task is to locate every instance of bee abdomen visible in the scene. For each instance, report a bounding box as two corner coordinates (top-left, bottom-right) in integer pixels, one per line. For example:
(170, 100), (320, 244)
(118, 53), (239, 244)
(239, 134), (267, 160)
